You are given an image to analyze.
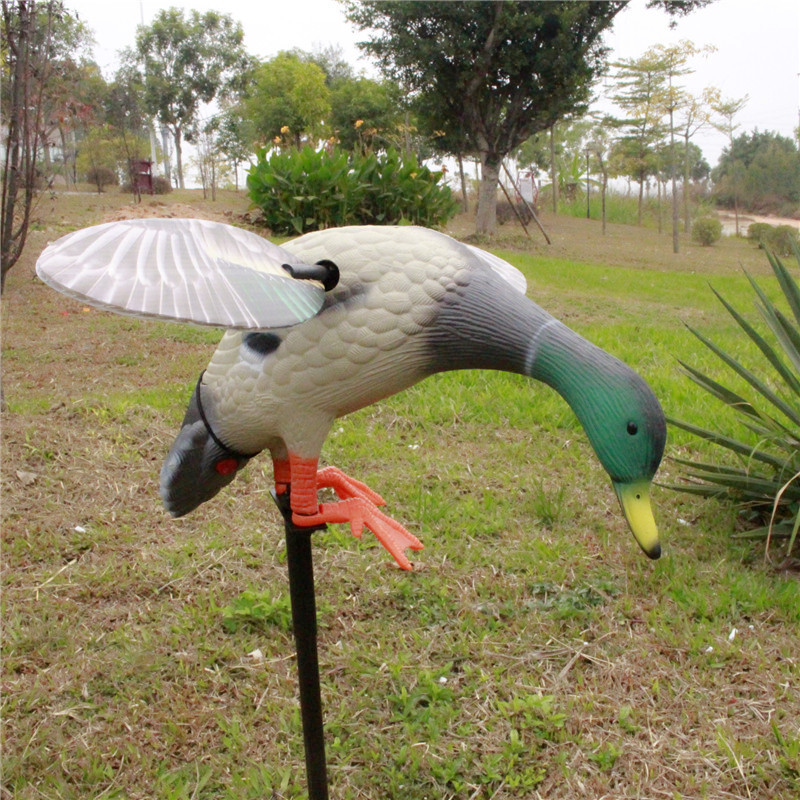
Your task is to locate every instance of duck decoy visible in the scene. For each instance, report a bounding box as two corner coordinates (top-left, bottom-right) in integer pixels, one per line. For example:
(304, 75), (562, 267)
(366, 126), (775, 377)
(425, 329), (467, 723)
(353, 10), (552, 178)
(37, 217), (667, 797)
(37, 218), (667, 568)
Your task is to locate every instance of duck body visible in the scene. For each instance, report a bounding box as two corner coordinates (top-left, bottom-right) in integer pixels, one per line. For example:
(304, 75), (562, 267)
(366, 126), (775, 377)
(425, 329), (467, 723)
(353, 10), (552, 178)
(160, 225), (666, 568)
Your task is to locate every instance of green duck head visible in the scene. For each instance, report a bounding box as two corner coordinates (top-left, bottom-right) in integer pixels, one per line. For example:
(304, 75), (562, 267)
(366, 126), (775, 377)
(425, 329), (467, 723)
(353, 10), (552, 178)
(530, 322), (667, 558)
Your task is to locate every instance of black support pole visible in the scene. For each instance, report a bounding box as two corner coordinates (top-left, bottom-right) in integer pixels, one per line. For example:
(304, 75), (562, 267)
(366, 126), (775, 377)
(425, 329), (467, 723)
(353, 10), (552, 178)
(271, 490), (329, 800)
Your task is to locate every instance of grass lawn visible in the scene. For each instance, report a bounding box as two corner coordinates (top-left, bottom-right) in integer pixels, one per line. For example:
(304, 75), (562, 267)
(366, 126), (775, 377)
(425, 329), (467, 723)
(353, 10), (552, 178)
(2, 189), (799, 799)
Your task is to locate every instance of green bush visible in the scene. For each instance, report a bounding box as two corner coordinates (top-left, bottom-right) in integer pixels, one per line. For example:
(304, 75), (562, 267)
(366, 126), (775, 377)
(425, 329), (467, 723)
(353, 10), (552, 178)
(247, 146), (458, 234)
(353, 148), (459, 227)
(747, 222), (800, 256)
(769, 225), (800, 257)
(691, 216), (723, 246)
(86, 166), (117, 192)
(670, 245), (800, 559)
(747, 221), (774, 244)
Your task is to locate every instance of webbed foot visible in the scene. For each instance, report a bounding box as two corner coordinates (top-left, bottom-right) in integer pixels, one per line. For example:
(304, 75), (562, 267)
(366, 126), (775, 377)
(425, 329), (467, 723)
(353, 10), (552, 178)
(277, 455), (423, 570)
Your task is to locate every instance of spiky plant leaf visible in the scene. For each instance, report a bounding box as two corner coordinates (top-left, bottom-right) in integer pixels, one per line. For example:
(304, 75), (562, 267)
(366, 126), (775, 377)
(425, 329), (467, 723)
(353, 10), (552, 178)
(667, 416), (789, 470)
(710, 285), (800, 396)
(675, 360), (762, 420)
(766, 248), (800, 328)
(672, 249), (800, 558)
(684, 323), (800, 430)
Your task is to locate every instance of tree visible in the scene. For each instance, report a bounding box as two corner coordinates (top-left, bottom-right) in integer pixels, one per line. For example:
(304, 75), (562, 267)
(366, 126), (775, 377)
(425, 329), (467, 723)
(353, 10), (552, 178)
(517, 117), (599, 208)
(346, 1), (626, 234)
(346, 1), (712, 234)
(1, 0), (63, 292)
(35, 11), (96, 187)
(584, 120), (617, 235)
(193, 122), (231, 201)
(709, 93), (748, 233)
(676, 87), (715, 232)
(104, 65), (157, 201)
(648, 41), (713, 253)
(329, 77), (403, 153)
(645, 0), (716, 23)
(607, 51), (668, 225)
(242, 52), (330, 149)
(303, 44), (355, 88)
(712, 129), (800, 216)
(210, 107), (253, 190)
(129, 8), (251, 189)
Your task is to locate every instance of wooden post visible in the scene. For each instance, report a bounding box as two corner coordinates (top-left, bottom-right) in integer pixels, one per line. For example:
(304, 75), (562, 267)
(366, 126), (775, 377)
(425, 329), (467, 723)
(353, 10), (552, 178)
(502, 163), (551, 245)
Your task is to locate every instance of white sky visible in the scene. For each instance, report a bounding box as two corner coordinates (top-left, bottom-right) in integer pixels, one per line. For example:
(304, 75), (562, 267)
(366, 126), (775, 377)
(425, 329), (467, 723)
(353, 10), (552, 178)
(68, 0), (799, 168)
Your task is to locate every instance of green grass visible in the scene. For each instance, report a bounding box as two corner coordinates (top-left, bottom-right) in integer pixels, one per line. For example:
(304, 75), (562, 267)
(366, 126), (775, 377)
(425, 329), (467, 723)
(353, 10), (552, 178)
(2, 193), (799, 799)
(554, 190), (700, 230)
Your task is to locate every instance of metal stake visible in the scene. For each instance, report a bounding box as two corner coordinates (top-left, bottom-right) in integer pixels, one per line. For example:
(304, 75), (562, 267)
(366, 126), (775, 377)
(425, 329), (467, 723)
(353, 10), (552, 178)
(271, 490), (330, 800)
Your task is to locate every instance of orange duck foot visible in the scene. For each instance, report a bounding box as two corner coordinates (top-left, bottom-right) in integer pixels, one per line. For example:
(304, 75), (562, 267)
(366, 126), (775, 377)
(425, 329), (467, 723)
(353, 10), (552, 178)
(279, 455), (423, 570)
(298, 498), (423, 570)
(316, 466), (386, 506)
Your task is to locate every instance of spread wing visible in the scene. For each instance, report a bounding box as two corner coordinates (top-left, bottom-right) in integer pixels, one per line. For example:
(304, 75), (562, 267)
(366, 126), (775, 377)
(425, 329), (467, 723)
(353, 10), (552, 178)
(35, 218), (325, 330)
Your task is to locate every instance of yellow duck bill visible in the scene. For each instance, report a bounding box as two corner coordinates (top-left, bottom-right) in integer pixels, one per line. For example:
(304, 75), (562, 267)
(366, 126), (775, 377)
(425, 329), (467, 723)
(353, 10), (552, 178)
(613, 480), (661, 559)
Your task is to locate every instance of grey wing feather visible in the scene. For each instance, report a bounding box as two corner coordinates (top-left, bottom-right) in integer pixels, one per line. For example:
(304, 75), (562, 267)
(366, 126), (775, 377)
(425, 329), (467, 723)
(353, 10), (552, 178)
(35, 218), (325, 329)
(464, 243), (527, 294)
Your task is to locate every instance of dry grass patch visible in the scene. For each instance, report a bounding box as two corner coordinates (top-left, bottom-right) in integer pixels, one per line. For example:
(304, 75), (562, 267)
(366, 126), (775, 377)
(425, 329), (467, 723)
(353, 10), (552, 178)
(2, 190), (798, 799)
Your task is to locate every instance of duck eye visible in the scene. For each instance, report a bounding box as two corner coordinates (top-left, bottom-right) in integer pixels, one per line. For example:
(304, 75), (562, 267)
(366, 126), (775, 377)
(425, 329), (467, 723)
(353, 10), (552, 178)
(627, 421), (638, 436)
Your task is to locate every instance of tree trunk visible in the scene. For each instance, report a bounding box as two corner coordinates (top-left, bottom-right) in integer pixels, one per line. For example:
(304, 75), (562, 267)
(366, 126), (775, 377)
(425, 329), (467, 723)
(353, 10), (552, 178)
(683, 129), (691, 235)
(58, 126), (71, 189)
(657, 178), (663, 234)
(670, 108), (679, 254)
(160, 126), (172, 185)
(457, 153), (468, 213)
(174, 126), (185, 189)
(549, 124), (558, 214)
(2, 0), (52, 292)
(599, 158), (608, 236)
(637, 175), (644, 226)
(476, 156), (500, 235)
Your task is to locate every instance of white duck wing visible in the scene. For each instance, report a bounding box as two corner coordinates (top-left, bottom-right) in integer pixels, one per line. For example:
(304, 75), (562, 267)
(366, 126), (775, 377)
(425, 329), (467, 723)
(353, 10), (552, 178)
(35, 218), (325, 329)
(463, 243), (527, 294)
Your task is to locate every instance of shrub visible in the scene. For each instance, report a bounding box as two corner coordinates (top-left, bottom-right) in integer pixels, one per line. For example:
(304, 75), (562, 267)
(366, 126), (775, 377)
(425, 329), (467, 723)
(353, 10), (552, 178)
(691, 215), (723, 246)
(151, 175), (173, 195)
(669, 245), (800, 559)
(353, 148), (460, 227)
(120, 175), (173, 195)
(496, 199), (532, 226)
(86, 166), (117, 192)
(769, 225), (800, 256)
(747, 222), (774, 245)
(247, 146), (458, 234)
(747, 222), (800, 256)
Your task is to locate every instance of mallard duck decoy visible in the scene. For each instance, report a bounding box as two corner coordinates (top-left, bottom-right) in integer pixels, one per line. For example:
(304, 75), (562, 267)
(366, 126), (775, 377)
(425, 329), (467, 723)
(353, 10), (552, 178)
(37, 219), (666, 569)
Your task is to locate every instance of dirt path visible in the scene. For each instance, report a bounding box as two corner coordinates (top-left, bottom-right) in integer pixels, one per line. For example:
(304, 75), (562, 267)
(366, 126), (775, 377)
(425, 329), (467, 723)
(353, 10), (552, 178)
(717, 211), (800, 236)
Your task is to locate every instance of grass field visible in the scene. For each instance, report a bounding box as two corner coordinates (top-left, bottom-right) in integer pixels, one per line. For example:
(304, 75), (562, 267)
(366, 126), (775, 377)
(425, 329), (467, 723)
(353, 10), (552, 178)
(2, 189), (799, 799)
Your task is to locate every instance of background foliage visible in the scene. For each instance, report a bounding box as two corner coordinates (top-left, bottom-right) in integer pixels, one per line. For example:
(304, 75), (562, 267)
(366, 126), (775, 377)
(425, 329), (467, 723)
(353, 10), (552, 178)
(247, 146), (458, 234)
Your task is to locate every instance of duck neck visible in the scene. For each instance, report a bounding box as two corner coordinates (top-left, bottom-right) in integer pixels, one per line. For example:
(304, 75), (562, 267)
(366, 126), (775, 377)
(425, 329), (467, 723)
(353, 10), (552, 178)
(430, 273), (628, 425)
(525, 317), (628, 422)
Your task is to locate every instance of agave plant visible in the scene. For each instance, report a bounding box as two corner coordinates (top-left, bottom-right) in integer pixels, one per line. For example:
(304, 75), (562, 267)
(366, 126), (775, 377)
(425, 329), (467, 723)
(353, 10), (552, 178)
(670, 245), (800, 560)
